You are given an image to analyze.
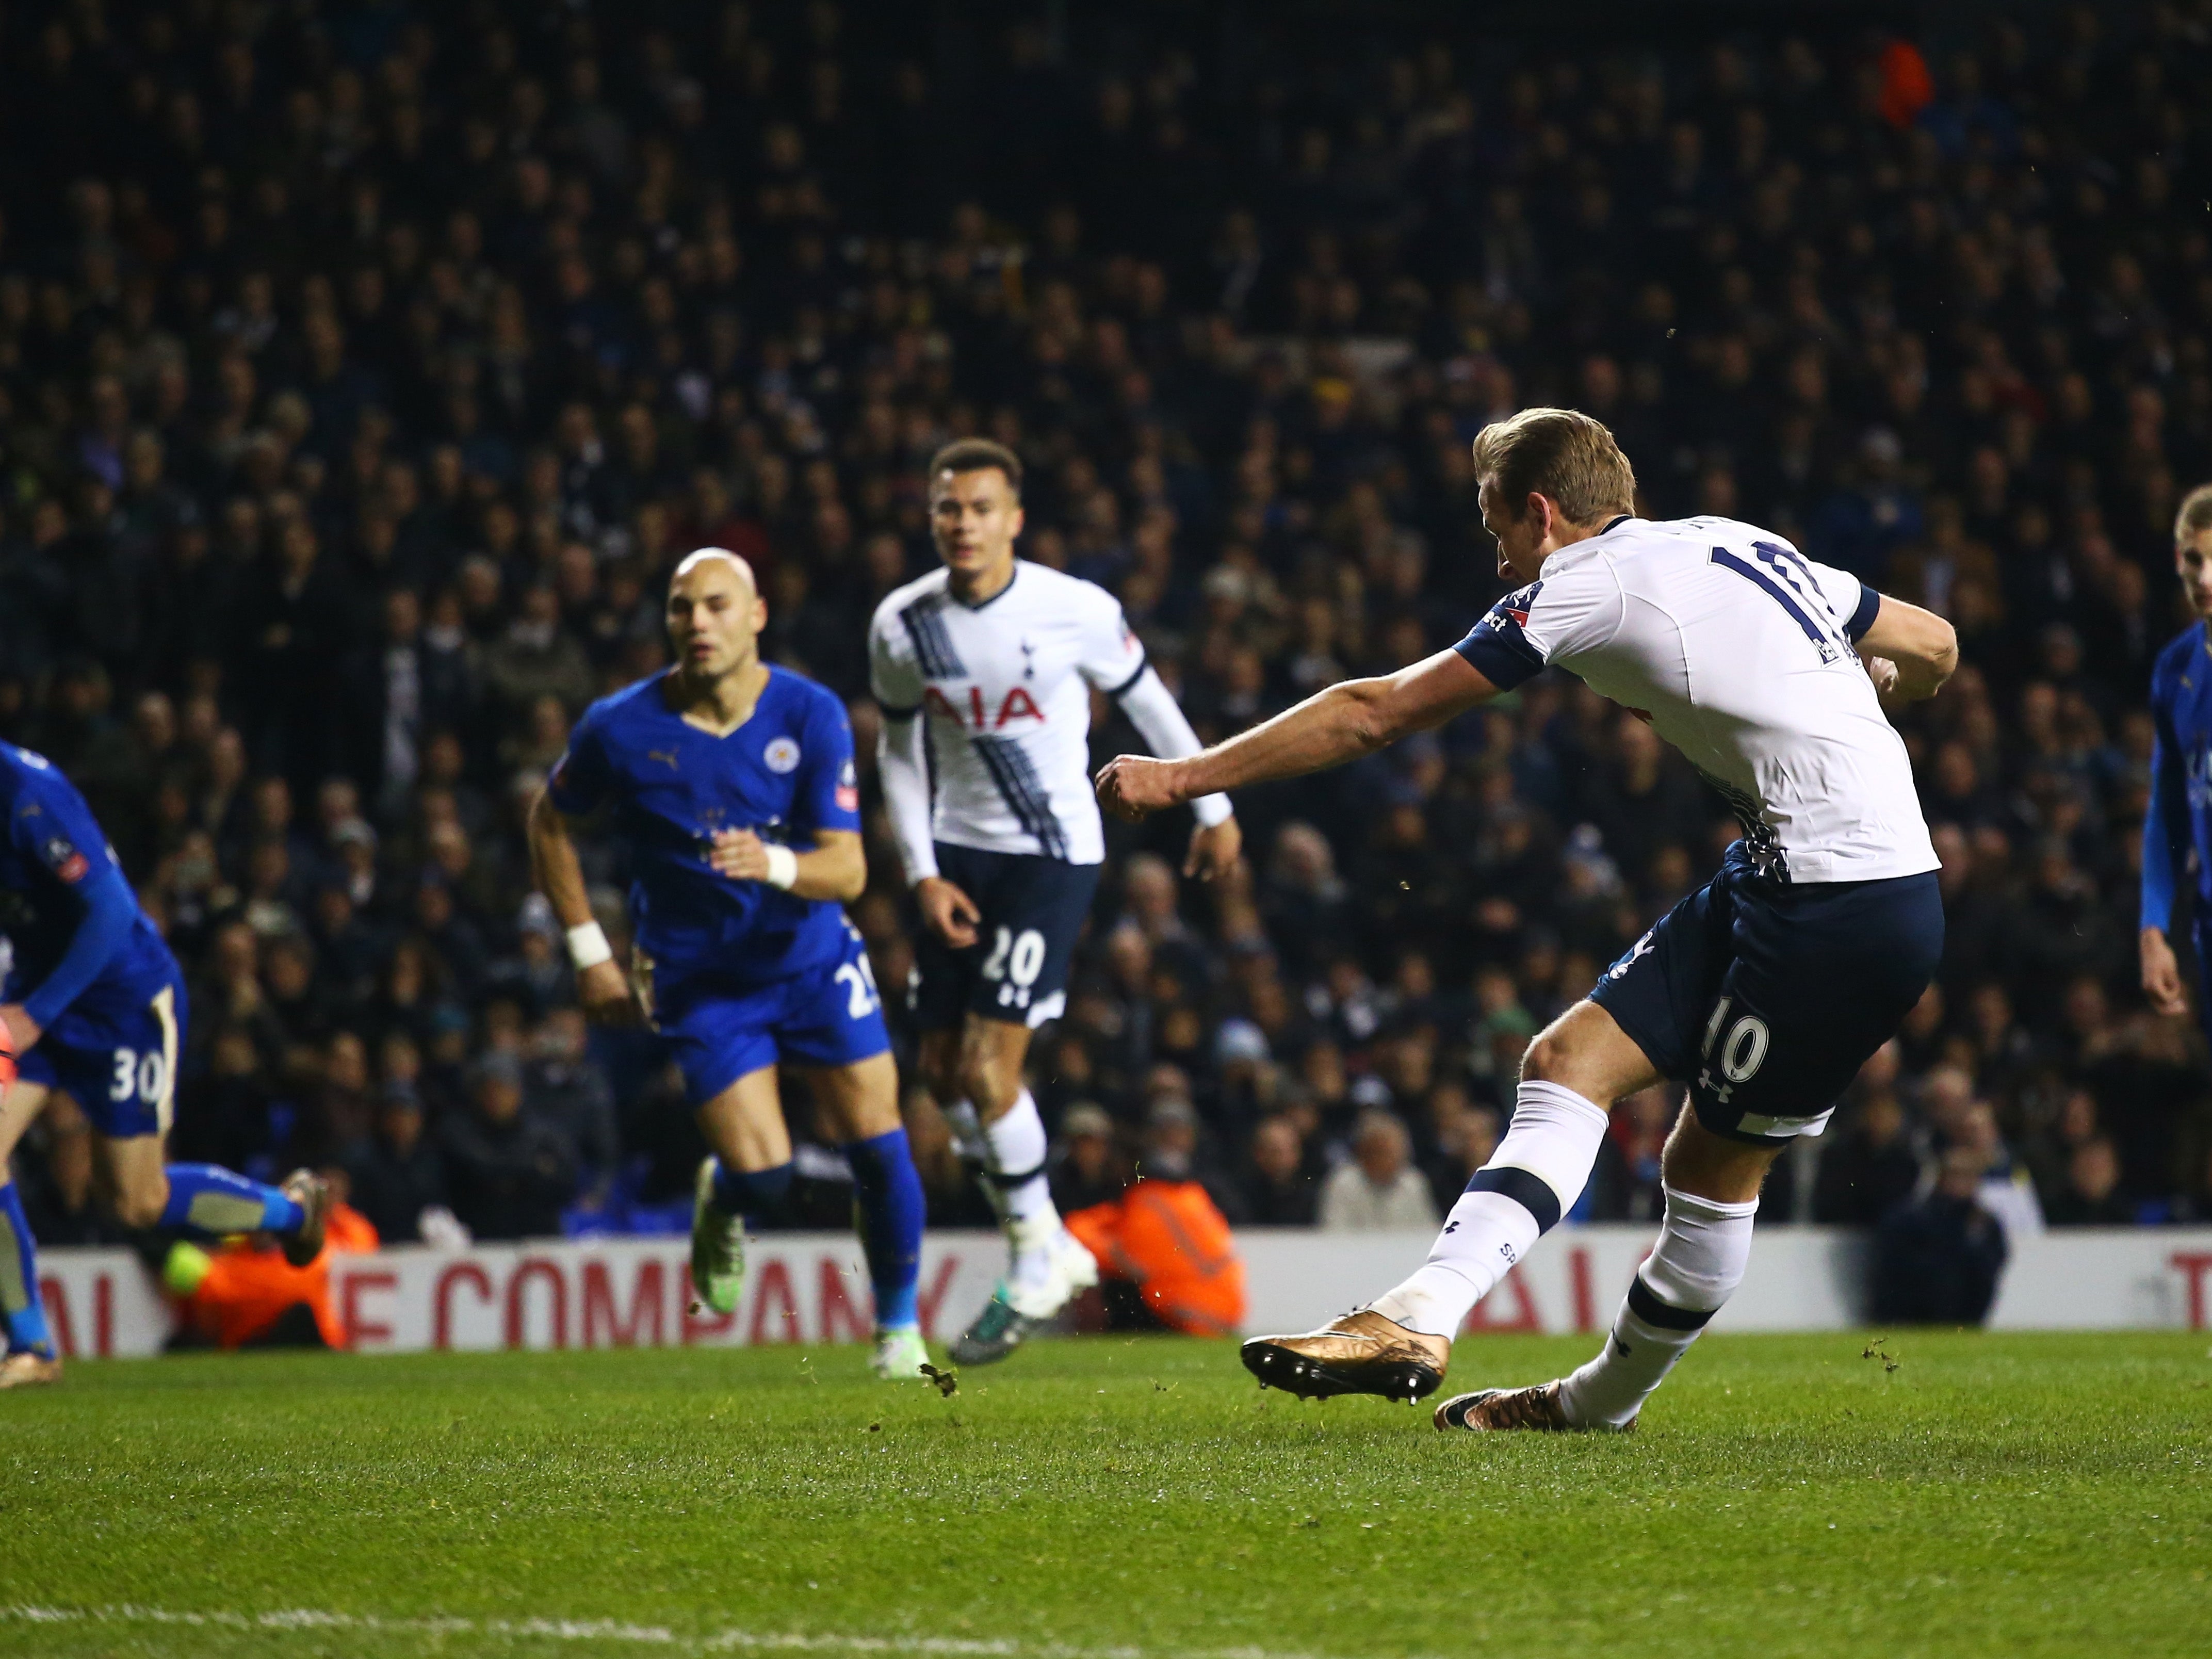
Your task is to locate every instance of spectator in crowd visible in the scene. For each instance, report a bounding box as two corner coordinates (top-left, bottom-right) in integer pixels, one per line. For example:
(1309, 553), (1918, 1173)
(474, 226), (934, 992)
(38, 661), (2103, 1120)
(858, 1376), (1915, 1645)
(2045, 1138), (2138, 1227)
(1583, 1084), (1674, 1224)
(1319, 1110), (1440, 1232)
(524, 1008), (619, 1213)
(1422, 1087), (1501, 1219)
(345, 1082), (451, 1247)
(1872, 1148), (2011, 1326)
(1239, 1115), (1321, 1227)
(1814, 1093), (1926, 1228)
(1051, 1103), (1128, 1216)
(1141, 1097), (1250, 1226)
(441, 1054), (577, 1243)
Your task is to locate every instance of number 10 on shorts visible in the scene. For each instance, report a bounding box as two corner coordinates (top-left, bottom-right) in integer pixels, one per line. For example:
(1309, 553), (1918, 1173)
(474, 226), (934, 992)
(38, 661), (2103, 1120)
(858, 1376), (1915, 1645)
(981, 926), (1046, 1011)
(1698, 995), (1769, 1105)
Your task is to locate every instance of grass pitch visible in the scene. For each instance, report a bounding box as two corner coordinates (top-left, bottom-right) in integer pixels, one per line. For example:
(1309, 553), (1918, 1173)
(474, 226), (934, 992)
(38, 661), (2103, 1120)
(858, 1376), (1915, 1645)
(1, 1332), (2207, 1659)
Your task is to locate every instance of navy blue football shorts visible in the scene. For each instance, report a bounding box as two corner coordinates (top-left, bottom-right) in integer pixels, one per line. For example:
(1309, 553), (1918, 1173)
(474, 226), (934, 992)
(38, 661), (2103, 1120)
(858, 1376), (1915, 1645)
(646, 919), (891, 1108)
(911, 842), (1100, 1032)
(1589, 841), (1944, 1145)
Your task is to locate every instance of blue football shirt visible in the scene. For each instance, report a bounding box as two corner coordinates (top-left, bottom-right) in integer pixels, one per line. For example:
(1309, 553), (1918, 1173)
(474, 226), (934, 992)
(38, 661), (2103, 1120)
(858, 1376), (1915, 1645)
(0, 744), (179, 1044)
(2143, 621), (2212, 937)
(548, 667), (863, 994)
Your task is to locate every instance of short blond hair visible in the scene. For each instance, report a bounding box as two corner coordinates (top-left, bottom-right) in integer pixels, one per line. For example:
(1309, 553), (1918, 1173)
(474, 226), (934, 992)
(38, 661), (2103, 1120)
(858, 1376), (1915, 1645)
(1471, 406), (1637, 527)
(2176, 482), (2212, 544)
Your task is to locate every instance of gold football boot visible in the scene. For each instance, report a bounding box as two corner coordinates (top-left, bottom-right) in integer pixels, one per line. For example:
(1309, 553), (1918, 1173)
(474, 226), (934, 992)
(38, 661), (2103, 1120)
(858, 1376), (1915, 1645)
(1239, 1309), (1450, 1402)
(1433, 1380), (1632, 1432)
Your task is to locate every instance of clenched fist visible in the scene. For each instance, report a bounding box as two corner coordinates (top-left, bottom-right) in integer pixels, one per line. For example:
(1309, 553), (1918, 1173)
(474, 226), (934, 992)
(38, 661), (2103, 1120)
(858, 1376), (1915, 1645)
(1095, 754), (1187, 822)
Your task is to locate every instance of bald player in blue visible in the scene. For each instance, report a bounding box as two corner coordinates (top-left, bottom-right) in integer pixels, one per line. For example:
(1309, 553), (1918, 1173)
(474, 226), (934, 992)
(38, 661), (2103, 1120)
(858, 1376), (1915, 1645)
(0, 747), (331, 1387)
(528, 548), (929, 1380)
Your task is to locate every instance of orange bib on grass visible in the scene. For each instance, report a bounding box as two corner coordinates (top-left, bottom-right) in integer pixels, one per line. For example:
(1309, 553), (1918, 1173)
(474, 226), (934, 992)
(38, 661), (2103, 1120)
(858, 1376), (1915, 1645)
(175, 1203), (379, 1350)
(1066, 1178), (1245, 1337)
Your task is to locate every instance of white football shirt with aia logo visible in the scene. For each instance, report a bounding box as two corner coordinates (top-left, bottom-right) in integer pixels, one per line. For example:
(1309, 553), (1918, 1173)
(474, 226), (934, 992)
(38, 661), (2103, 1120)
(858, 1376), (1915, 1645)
(868, 561), (1148, 865)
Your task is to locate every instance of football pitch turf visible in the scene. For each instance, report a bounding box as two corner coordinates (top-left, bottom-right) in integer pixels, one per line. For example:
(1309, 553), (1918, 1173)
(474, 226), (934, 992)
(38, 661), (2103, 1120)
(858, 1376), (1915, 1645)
(0, 1333), (2206, 1659)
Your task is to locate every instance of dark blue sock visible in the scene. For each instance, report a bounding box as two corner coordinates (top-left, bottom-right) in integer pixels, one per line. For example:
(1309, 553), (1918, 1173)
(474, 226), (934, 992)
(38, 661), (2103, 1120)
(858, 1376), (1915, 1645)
(845, 1128), (925, 1330)
(158, 1164), (303, 1239)
(709, 1160), (792, 1221)
(0, 1180), (55, 1357)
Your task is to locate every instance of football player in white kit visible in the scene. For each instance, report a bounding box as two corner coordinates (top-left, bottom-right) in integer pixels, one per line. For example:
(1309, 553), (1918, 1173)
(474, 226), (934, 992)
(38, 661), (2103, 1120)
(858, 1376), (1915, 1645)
(1100, 408), (1958, 1430)
(870, 439), (1242, 1363)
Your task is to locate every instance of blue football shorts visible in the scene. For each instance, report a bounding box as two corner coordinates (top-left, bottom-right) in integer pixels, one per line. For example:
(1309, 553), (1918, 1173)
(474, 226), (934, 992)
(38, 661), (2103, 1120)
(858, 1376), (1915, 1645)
(1589, 841), (1944, 1145)
(13, 966), (188, 1141)
(646, 919), (892, 1108)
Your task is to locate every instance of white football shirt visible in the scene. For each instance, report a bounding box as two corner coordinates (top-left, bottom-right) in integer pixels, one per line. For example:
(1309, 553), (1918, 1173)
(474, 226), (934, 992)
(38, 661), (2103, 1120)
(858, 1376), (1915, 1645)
(1456, 515), (1938, 884)
(870, 561), (1186, 866)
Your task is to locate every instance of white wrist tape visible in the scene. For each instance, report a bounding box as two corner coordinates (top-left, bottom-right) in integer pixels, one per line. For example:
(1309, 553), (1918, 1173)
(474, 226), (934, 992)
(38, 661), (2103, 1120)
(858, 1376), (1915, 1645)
(565, 921), (613, 970)
(762, 844), (799, 890)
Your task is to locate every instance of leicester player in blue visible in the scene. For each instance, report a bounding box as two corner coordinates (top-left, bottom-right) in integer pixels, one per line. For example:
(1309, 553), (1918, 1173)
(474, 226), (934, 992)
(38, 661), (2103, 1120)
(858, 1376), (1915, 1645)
(2141, 485), (2212, 1032)
(0, 750), (331, 1388)
(527, 548), (929, 1380)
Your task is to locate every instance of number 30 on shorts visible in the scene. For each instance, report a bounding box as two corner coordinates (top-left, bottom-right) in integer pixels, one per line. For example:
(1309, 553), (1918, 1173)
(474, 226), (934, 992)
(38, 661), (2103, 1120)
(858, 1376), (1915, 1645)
(110, 1045), (170, 1105)
(981, 926), (1046, 1011)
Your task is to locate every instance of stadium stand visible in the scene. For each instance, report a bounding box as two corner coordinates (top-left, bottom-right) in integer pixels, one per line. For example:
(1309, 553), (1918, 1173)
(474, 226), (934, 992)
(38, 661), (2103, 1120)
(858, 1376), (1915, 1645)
(3, 0), (2210, 1255)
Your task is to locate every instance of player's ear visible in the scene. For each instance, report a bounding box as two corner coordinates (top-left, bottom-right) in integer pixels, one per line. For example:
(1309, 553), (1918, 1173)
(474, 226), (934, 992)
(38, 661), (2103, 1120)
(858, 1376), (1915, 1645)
(1009, 499), (1025, 539)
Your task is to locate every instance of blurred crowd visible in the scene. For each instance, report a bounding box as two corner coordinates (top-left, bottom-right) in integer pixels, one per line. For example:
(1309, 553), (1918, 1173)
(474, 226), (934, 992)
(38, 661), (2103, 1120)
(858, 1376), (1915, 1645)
(4, 1), (2211, 1259)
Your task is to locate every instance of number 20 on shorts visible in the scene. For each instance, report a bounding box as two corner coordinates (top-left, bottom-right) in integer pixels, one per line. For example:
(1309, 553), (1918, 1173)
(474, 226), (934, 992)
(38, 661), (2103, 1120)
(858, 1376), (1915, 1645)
(981, 926), (1046, 1011)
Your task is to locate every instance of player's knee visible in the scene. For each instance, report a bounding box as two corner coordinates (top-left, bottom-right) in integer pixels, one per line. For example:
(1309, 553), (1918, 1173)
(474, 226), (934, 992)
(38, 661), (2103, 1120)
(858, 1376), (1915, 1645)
(107, 1180), (168, 1231)
(1518, 1028), (1573, 1087)
(961, 1063), (1017, 1117)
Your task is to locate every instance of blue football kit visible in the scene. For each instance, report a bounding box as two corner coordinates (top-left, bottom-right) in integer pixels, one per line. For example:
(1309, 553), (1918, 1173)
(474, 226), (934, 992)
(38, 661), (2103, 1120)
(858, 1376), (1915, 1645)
(549, 668), (921, 1334)
(548, 665), (892, 1103)
(1, 744), (186, 1138)
(2143, 621), (2212, 1047)
(1, 744), (309, 1362)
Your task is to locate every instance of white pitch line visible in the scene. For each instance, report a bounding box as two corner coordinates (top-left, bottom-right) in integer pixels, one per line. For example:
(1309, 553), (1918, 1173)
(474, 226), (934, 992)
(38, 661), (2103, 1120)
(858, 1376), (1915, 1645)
(0, 1606), (1428, 1659)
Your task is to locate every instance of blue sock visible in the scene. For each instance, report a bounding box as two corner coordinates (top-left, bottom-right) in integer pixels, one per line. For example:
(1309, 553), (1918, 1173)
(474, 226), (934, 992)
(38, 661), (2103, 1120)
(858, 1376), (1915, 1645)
(709, 1159), (792, 1221)
(0, 1180), (55, 1357)
(845, 1128), (925, 1330)
(158, 1164), (303, 1239)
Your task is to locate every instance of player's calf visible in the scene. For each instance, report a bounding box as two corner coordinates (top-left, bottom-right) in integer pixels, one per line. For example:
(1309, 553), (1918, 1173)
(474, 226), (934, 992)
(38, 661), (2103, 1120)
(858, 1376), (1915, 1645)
(1364, 1078), (1613, 1339)
(844, 1124), (926, 1351)
(1436, 1181), (1758, 1434)
(690, 1157), (789, 1316)
(131, 1161), (319, 1256)
(1553, 1184), (1756, 1429)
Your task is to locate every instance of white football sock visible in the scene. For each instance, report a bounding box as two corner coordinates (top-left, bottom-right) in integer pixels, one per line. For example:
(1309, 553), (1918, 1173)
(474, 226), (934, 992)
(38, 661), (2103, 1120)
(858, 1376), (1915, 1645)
(1369, 1080), (1610, 1337)
(1559, 1185), (1758, 1429)
(981, 1091), (1061, 1286)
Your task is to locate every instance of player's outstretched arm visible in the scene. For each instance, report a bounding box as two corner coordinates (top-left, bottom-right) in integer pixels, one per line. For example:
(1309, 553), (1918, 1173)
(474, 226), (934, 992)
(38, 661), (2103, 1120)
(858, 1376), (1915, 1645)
(1855, 593), (1958, 702)
(525, 788), (638, 1024)
(1097, 648), (1498, 820)
(707, 827), (866, 902)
